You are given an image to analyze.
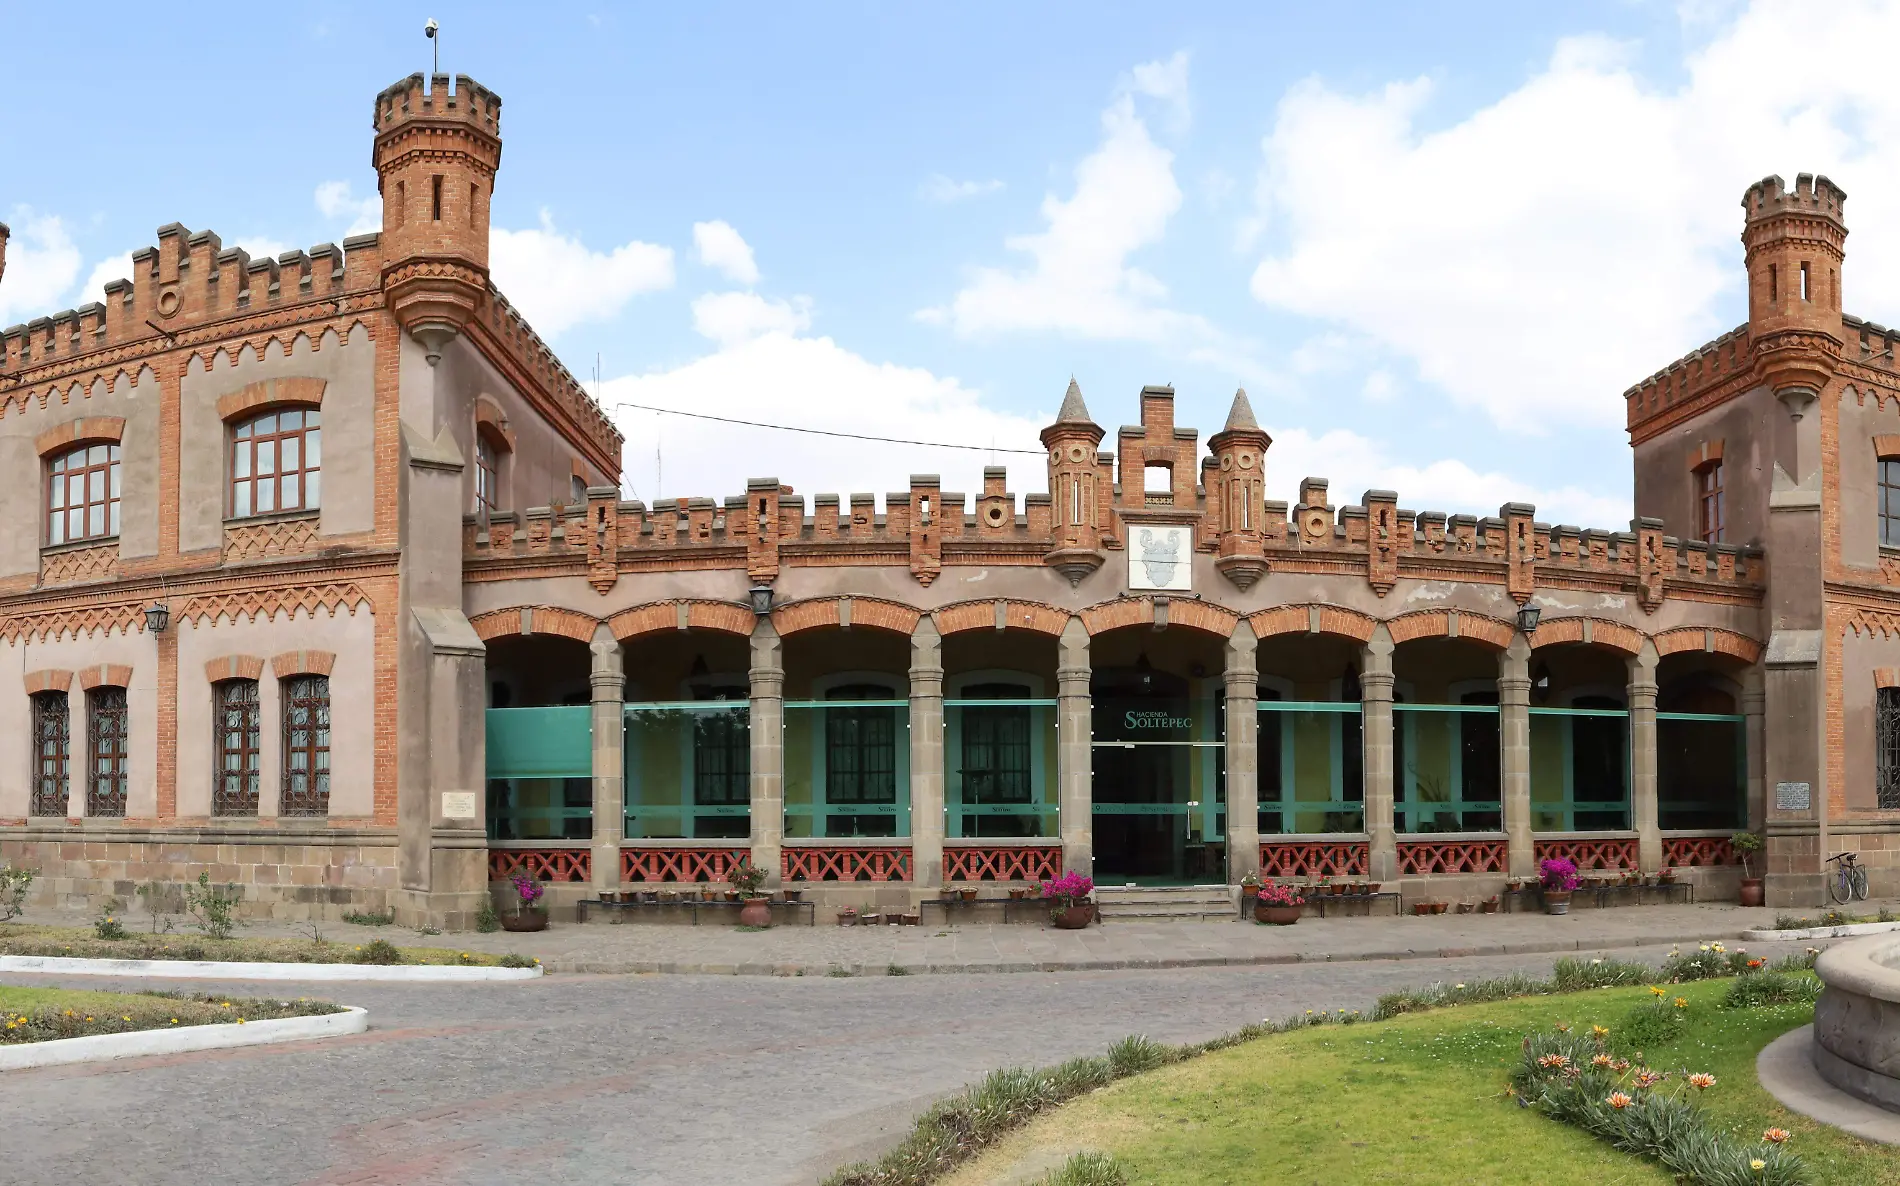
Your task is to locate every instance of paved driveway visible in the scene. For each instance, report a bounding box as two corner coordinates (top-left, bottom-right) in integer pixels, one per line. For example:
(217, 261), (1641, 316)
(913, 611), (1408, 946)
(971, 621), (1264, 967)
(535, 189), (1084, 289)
(0, 939), (1814, 1186)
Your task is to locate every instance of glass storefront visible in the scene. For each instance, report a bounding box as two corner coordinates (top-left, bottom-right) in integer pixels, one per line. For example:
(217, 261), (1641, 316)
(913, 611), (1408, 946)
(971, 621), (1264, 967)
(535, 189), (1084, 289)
(1658, 711), (1746, 829)
(1394, 698), (1501, 832)
(1257, 693), (1364, 834)
(1091, 671), (1225, 883)
(485, 706), (592, 840)
(783, 690), (911, 839)
(1529, 702), (1631, 830)
(945, 691), (1059, 838)
(623, 701), (751, 839)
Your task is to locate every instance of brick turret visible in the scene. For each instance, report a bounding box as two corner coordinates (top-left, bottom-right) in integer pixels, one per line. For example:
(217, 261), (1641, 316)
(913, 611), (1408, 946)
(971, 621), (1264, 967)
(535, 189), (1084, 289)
(1208, 388), (1271, 590)
(372, 73), (503, 362)
(1743, 173), (1847, 415)
(1041, 378), (1108, 585)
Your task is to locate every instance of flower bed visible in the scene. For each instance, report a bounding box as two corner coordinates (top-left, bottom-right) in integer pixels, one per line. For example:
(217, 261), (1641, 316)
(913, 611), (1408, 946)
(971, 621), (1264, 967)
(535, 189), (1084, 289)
(0, 984), (343, 1045)
(0, 925), (538, 968)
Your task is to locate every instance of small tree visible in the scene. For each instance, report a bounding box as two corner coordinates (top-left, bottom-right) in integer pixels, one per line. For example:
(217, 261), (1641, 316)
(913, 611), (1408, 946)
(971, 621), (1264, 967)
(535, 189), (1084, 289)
(1730, 831), (1765, 880)
(0, 866), (35, 923)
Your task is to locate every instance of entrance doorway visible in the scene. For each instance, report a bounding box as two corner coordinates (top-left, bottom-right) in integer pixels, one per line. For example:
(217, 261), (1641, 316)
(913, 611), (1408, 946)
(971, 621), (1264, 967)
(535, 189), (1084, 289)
(1091, 666), (1225, 885)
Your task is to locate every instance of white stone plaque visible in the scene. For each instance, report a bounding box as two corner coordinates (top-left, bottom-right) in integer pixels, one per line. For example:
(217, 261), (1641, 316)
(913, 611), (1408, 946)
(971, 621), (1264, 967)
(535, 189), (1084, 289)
(1127, 525), (1193, 591)
(441, 791), (478, 819)
(1775, 781), (1811, 811)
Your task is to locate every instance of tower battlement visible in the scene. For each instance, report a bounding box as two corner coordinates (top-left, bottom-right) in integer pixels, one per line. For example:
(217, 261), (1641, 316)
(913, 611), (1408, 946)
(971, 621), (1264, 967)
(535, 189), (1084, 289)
(1743, 172), (1846, 226)
(374, 73), (501, 142)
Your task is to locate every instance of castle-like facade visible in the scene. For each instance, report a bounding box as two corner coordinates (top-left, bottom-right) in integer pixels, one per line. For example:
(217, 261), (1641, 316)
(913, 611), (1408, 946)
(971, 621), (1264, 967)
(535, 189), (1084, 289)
(0, 73), (1890, 924)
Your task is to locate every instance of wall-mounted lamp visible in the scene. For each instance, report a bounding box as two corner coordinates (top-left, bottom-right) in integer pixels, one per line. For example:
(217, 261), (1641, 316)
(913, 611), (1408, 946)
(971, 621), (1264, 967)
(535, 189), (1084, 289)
(1515, 604), (1542, 634)
(748, 584), (775, 615)
(145, 601), (170, 635)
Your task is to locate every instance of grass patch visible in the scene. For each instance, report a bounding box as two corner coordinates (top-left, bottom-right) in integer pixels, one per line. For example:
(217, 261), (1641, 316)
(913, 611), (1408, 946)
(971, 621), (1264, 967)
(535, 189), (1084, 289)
(0, 984), (343, 1044)
(941, 979), (1898, 1186)
(0, 924), (537, 968)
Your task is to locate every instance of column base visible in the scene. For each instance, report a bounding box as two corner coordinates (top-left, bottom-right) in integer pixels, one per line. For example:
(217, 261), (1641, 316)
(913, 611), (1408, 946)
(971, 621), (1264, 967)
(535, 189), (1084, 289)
(591, 841), (621, 893)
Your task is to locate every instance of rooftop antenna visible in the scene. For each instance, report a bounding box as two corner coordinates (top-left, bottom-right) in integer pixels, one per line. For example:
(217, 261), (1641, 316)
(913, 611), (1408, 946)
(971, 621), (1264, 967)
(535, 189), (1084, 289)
(424, 18), (440, 75)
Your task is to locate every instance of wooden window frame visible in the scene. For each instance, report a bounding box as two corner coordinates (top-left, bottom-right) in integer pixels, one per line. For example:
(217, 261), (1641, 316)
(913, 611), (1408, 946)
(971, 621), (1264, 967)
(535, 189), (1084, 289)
(230, 408), (321, 520)
(30, 691), (70, 817)
(213, 679), (261, 817)
(475, 432), (500, 515)
(1694, 460), (1725, 545)
(86, 686), (129, 817)
(281, 675), (331, 817)
(46, 443), (121, 546)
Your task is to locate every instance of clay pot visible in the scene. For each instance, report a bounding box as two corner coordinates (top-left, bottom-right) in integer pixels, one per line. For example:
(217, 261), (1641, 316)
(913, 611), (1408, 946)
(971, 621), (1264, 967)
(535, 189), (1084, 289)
(837, 909), (858, 927)
(1739, 878), (1765, 907)
(1255, 903), (1302, 926)
(501, 908), (548, 933)
(1543, 890), (1573, 916)
(783, 889), (804, 903)
(1412, 903), (1430, 917)
(1434, 902), (1449, 915)
(1480, 898), (1499, 914)
(738, 897), (772, 928)
(957, 888), (978, 902)
(1241, 884), (1259, 903)
(1008, 887), (1029, 900)
(1050, 903), (1095, 929)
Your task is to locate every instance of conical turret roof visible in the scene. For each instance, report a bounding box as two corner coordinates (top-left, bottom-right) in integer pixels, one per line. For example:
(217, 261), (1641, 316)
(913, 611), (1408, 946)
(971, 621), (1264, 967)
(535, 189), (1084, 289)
(1054, 377), (1095, 425)
(1223, 388), (1260, 431)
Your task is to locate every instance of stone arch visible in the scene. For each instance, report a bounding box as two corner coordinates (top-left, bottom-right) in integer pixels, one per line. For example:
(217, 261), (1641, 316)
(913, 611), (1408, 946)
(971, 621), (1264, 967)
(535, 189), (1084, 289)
(35, 415), (125, 457)
(1651, 626), (1763, 665)
(1528, 616), (1644, 656)
(932, 599), (1069, 637)
(1384, 609), (1515, 650)
(469, 606), (600, 644)
(609, 600), (756, 641)
(1080, 596), (1239, 638)
(772, 596), (921, 637)
(1246, 603), (1377, 643)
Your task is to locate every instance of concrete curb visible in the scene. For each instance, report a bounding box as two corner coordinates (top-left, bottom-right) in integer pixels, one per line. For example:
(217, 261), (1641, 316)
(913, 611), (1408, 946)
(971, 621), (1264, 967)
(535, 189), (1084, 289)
(544, 928), (1791, 977)
(1742, 920), (1900, 943)
(0, 1006), (369, 1071)
(0, 956), (542, 982)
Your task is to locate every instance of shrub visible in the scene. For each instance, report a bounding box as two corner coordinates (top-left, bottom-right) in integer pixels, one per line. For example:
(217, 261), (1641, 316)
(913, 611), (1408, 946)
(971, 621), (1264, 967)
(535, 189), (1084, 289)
(1723, 971), (1821, 1009)
(93, 897), (128, 941)
(0, 866), (35, 923)
(341, 910), (394, 927)
(1551, 957), (1653, 991)
(497, 953), (539, 969)
(475, 899), (500, 933)
(1040, 1152), (1127, 1186)
(181, 872), (243, 940)
(1619, 988), (1691, 1051)
(351, 939), (403, 965)
(1039, 872), (1094, 907)
(1539, 857), (1580, 892)
(1660, 942), (1754, 982)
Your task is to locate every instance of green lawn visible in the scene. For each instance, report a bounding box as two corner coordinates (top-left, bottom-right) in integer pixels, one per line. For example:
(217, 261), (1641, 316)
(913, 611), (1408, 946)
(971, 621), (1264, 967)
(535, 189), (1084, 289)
(945, 980), (1899, 1186)
(0, 924), (538, 968)
(1, 984), (343, 1044)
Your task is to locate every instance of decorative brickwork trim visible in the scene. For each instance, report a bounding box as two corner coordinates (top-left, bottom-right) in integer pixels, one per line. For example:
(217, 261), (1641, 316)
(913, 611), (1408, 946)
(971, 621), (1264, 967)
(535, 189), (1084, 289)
(270, 649), (336, 678)
(1877, 667), (1900, 690)
(23, 669), (73, 695)
(1248, 604), (1378, 643)
(1078, 596), (1235, 638)
(943, 844), (1062, 882)
(621, 846), (748, 883)
(204, 655), (265, 683)
(1386, 610), (1514, 649)
(1662, 835), (1737, 867)
(1079, 598), (1152, 634)
(596, 601), (756, 642)
(473, 396), (515, 452)
(933, 600), (1070, 637)
(604, 604), (675, 640)
(216, 376), (326, 422)
(223, 515), (319, 563)
(1528, 616), (1644, 656)
(0, 603), (146, 645)
(1652, 626), (1765, 664)
(39, 543), (120, 585)
(1875, 433), (1900, 461)
(178, 583), (371, 627)
(772, 597), (921, 637)
(1167, 600), (1240, 637)
(76, 663), (132, 691)
(35, 416), (126, 457)
(1385, 610), (1450, 645)
(468, 606), (599, 643)
(686, 601), (756, 636)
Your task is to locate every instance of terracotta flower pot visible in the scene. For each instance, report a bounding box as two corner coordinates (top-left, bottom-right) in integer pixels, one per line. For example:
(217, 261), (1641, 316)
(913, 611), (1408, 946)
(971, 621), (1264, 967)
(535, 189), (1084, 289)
(958, 888), (978, 902)
(1739, 878), (1765, 907)
(738, 897), (772, 928)
(1480, 898), (1499, 914)
(1050, 903), (1094, 929)
(1008, 887), (1028, 900)
(501, 908), (547, 932)
(1241, 884), (1259, 902)
(783, 889), (804, 902)
(1255, 903), (1302, 925)
(1412, 903), (1430, 916)
(1543, 890), (1572, 916)
(1432, 902), (1448, 915)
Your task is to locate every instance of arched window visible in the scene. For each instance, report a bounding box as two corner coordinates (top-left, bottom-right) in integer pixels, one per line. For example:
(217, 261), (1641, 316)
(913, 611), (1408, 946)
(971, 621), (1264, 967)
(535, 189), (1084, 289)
(231, 409), (321, 517)
(282, 675), (331, 817)
(1693, 460), (1724, 544)
(214, 679), (261, 816)
(30, 691), (70, 817)
(47, 443), (120, 545)
(86, 686), (128, 817)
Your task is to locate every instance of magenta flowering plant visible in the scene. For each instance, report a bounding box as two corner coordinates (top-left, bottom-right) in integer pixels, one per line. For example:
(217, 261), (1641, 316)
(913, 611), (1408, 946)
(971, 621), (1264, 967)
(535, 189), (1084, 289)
(1255, 881), (1305, 908)
(1039, 872), (1094, 908)
(509, 871), (545, 913)
(1539, 857), (1580, 893)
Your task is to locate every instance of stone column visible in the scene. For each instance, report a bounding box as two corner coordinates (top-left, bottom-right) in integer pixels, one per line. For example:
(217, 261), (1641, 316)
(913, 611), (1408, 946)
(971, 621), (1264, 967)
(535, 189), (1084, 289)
(1742, 667), (1766, 834)
(1224, 623), (1260, 886)
(1629, 642), (1661, 874)
(1361, 627), (1397, 882)
(748, 620), (785, 889)
(909, 618), (945, 893)
(1057, 618), (1093, 876)
(588, 625), (625, 894)
(1500, 635), (1535, 877)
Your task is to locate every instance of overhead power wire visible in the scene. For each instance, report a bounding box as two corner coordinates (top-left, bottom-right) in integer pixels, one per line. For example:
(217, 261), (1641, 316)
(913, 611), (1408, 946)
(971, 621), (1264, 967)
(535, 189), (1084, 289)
(611, 400), (1044, 454)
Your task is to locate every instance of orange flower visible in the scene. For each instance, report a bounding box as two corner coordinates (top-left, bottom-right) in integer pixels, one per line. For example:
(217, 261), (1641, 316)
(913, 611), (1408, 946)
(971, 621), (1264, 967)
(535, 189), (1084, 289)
(1688, 1073), (1716, 1090)
(1747, 958), (1765, 969)
(1762, 1128), (1790, 1144)
(1591, 1054), (1614, 1068)
(1606, 1092), (1634, 1109)
(1537, 1053), (1571, 1069)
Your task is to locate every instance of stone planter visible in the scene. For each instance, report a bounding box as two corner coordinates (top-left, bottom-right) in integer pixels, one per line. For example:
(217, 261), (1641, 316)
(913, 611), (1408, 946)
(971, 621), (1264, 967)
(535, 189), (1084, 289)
(1255, 903), (1302, 925)
(738, 897), (771, 928)
(1050, 903), (1095, 929)
(1543, 890), (1572, 916)
(500, 908), (547, 933)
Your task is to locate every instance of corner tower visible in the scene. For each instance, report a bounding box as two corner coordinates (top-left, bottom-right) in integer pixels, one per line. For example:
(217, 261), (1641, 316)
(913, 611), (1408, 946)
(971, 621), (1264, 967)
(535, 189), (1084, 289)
(1743, 173), (1847, 414)
(372, 73), (503, 360)
(1042, 379), (1108, 585)
(1208, 388), (1271, 590)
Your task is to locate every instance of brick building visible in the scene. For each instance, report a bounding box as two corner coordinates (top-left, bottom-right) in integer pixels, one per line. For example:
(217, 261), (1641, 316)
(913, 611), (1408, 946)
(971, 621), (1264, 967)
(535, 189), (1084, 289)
(0, 73), (1889, 925)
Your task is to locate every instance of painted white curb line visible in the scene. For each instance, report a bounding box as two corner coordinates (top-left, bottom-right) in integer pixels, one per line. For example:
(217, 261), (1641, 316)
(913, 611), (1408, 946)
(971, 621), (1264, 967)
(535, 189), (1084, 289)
(1742, 919), (1900, 943)
(0, 955), (542, 982)
(0, 1006), (368, 1071)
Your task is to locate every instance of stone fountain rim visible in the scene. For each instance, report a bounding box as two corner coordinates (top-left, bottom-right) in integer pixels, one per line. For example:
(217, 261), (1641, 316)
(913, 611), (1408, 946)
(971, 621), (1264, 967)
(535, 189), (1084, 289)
(1815, 933), (1900, 1004)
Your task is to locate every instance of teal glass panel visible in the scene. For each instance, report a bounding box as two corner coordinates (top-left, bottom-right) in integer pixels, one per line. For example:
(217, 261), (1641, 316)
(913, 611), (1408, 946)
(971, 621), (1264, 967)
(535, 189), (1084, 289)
(783, 697), (911, 839)
(1256, 700), (1363, 834)
(1658, 712), (1746, 830)
(485, 706), (591, 778)
(624, 702), (751, 840)
(1394, 704), (1502, 833)
(1091, 691), (1226, 882)
(1528, 706), (1630, 830)
(946, 699), (1058, 838)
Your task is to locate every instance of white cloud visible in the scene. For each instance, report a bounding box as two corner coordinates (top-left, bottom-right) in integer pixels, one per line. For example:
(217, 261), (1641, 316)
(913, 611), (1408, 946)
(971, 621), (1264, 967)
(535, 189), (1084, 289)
(1247, 0), (1900, 435)
(75, 253), (134, 307)
(923, 54), (1252, 373)
(1269, 426), (1630, 527)
(601, 334), (1045, 505)
(919, 175), (1006, 203)
(490, 211), (674, 337)
(314, 181), (381, 237)
(692, 220), (759, 285)
(690, 291), (813, 349)
(1128, 50), (1192, 128)
(0, 210), (83, 324)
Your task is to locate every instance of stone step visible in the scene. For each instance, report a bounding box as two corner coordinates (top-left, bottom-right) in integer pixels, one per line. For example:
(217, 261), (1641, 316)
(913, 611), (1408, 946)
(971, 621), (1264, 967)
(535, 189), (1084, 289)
(1095, 905), (1237, 922)
(1095, 885), (1236, 922)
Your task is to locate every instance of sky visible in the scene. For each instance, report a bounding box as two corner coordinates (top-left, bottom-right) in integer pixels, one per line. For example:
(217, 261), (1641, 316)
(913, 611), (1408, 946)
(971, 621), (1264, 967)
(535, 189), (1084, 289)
(6, 0), (1900, 528)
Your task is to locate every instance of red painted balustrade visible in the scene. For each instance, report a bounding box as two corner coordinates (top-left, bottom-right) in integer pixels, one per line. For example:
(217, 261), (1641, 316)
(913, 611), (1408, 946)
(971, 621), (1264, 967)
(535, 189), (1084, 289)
(1533, 837), (1638, 871)
(1661, 836), (1737, 868)
(488, 848), (591, 883)
(943, 844), (1062, 882)
(1258, 840), (1370, 878)
(621, 847), (749, 883)
(1396, 838), (1507, 875)
(782, 845), (914, 882)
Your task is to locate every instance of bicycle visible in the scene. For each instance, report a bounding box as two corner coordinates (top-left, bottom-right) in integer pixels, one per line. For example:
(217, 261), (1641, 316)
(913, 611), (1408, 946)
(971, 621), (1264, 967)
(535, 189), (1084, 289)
(1826, 851), (1869, 905)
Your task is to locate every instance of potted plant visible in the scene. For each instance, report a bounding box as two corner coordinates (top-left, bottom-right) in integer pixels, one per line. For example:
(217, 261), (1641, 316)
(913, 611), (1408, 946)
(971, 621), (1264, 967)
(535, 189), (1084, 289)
(1041, 872), (1096, 929)
(837, 905), (858, 927)
(502, 872), (548, 932)
(1657, 866), (1678, 886)
(1253, 880), (1304, 925)
(1480, 895), (1500, 914)
(728, 857), (771, 927)
(1539, 857), (1579, 915)
(957, 886), (979, 902)
(1731, 830), (1765, 906)
(1240, 871), (1261, 906)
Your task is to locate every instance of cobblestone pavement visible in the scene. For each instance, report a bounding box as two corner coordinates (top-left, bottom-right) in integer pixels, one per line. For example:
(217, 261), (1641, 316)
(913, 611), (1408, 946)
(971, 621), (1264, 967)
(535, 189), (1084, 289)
(0, 936), (1824, 1186)
(24, 900), (1821, 975)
